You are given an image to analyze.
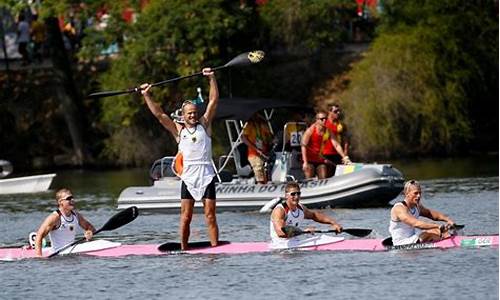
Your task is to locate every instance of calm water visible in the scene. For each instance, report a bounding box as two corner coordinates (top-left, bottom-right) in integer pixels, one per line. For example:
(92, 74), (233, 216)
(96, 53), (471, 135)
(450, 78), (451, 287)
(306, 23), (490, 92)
(0, 157), (498, 300)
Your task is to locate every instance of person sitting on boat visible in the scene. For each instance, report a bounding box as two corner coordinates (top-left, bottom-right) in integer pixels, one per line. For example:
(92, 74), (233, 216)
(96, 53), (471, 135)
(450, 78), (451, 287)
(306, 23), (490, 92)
(35, 188), (95, 257)
(140, 67), (220, 251)
(324, 103), (350, 177)
(241, 113), (274, 184)
(279, 111), (307, 152)
(389, 180), (456, 246)
(301, 111), (351, 179)
(270, 182), (343, 246)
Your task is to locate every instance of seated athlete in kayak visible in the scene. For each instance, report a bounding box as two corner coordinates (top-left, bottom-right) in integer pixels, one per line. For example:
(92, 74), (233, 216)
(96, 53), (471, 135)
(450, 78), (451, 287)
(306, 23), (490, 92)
(35, 188), (95, 257)
(270, 181), (342, 243)
(389, 180), (455, 246)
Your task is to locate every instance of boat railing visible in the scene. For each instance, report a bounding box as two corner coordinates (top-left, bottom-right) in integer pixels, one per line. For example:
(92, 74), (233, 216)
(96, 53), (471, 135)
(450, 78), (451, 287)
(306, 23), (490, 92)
(149, 156), (176, 181)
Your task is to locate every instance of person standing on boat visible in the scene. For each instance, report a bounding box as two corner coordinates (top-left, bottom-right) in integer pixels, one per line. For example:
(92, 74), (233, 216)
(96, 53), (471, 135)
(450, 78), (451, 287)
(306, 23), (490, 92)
(241, 113), (273, 184)
(389, 180), (455, 246)
(324, 104), (350, 176)
(270, 182), (343, 244)
(301, 111), (351, 179)
(34, 188), (95, 257)
(140, 68), (220, 251)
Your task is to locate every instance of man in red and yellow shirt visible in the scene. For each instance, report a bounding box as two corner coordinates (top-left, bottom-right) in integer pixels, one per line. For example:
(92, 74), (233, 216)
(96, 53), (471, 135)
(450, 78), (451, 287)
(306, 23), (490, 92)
(301, 111), (351, 179)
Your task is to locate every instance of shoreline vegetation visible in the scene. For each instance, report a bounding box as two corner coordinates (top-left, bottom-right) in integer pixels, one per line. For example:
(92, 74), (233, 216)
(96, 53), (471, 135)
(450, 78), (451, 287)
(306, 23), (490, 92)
(0, 0), (497, 171)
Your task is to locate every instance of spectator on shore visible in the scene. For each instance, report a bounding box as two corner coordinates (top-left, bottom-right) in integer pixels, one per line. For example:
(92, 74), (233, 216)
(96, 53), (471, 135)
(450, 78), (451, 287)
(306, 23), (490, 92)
(17, 14), (31, 66)
(31, 14), (46, 63)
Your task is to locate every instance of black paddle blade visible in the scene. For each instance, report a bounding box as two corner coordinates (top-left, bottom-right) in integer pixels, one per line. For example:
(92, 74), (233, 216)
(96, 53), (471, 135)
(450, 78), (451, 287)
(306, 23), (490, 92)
(342, 228), (372, 237)
(99, 206), (139, 232)
(382, 237), (393, 246)
(158, 241), (230, 252)
(224, 50), (265, 68)
(281, 226), (304, 238)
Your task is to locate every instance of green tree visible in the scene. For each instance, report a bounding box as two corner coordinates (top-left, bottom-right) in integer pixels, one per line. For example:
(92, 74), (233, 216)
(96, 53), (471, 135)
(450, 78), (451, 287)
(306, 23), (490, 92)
(341, 0), (498, 158)
(96, 0), (254, 165)
(258, 0), (355, 51)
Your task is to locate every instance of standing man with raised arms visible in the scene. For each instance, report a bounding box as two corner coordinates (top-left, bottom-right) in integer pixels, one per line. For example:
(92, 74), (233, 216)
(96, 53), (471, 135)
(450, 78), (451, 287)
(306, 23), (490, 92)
(140, 68), (219, 250)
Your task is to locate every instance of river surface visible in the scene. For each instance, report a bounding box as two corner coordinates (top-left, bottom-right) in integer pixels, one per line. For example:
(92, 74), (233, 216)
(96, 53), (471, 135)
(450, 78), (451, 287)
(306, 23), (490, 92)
(0, 157), (498, 299)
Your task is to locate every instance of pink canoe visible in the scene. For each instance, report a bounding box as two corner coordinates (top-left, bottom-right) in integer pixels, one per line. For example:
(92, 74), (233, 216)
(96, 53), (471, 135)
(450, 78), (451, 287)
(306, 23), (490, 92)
(1, 235), (497, 260)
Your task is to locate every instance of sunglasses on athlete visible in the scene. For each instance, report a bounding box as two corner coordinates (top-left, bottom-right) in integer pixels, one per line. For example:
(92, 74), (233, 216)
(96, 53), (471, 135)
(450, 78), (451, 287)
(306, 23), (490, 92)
(286, 192), (301, 197)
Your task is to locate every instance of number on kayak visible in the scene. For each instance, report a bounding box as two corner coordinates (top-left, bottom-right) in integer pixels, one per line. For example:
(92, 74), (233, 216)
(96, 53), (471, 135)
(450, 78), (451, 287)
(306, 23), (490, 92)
(158, 241), (230, 252)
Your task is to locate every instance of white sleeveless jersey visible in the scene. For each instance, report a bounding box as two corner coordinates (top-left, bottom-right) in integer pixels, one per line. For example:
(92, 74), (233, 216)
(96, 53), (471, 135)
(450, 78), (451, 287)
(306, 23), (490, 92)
(178, 124), (213, 166)
(178, 124), (215, 200)
(270, 203), (305, 241)
(48, 210), (80, 251)
(389, 202), (420, 245)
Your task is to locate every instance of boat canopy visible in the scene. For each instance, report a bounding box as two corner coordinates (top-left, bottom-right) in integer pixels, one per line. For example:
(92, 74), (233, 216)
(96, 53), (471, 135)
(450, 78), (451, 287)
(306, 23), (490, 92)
(198, 97), (308, 121)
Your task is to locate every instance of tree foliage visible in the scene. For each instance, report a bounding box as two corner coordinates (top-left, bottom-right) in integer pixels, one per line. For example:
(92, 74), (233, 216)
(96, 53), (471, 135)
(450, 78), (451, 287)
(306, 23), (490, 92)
(95, 0), (254, 164)
(341, 0), (498, 158)
(3, 0), (495, 167)
(258, 0), (355, 51)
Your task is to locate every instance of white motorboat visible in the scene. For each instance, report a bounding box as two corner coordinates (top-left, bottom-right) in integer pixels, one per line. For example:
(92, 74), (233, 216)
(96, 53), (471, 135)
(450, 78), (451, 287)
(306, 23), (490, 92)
(116, 98), (404, 212)
(0, 160), (56, 195)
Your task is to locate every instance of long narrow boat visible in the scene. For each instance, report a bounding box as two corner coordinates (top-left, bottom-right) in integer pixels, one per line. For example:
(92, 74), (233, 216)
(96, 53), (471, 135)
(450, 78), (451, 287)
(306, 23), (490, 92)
(1, 235), (497, 260)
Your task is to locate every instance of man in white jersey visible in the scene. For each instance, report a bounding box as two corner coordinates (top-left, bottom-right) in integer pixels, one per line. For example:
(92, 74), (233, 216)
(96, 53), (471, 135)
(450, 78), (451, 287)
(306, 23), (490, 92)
(141, 67), (219, 250)
(389, 180), (455, 246)
(35, 188), (95, 257)
(270, 182), (342, 243)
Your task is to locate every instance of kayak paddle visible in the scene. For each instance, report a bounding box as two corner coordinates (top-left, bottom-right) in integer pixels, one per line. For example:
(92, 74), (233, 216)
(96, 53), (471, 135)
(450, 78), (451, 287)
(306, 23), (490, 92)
(48, 206), (139, 258)
(281, 225), (372, 238)
(87, 51), (265, 99)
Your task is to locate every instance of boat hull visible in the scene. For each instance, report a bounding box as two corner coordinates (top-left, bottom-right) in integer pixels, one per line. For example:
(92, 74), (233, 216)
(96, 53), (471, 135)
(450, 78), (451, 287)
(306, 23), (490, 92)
(1, 235), (497, 259)
(117, 164), (404, 212)
(0, 173), (56, 195)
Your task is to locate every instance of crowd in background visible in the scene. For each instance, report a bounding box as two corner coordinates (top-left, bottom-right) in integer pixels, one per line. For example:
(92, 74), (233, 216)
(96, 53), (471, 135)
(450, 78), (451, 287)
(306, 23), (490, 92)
(8, 5), (120, 65)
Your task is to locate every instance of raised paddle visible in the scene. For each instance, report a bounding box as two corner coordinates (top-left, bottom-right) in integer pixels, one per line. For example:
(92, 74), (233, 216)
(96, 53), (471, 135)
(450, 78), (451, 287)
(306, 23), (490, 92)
(87, 50), (265, 99)
(281, 225), (372, 238)
(48, 206), (139, 258)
